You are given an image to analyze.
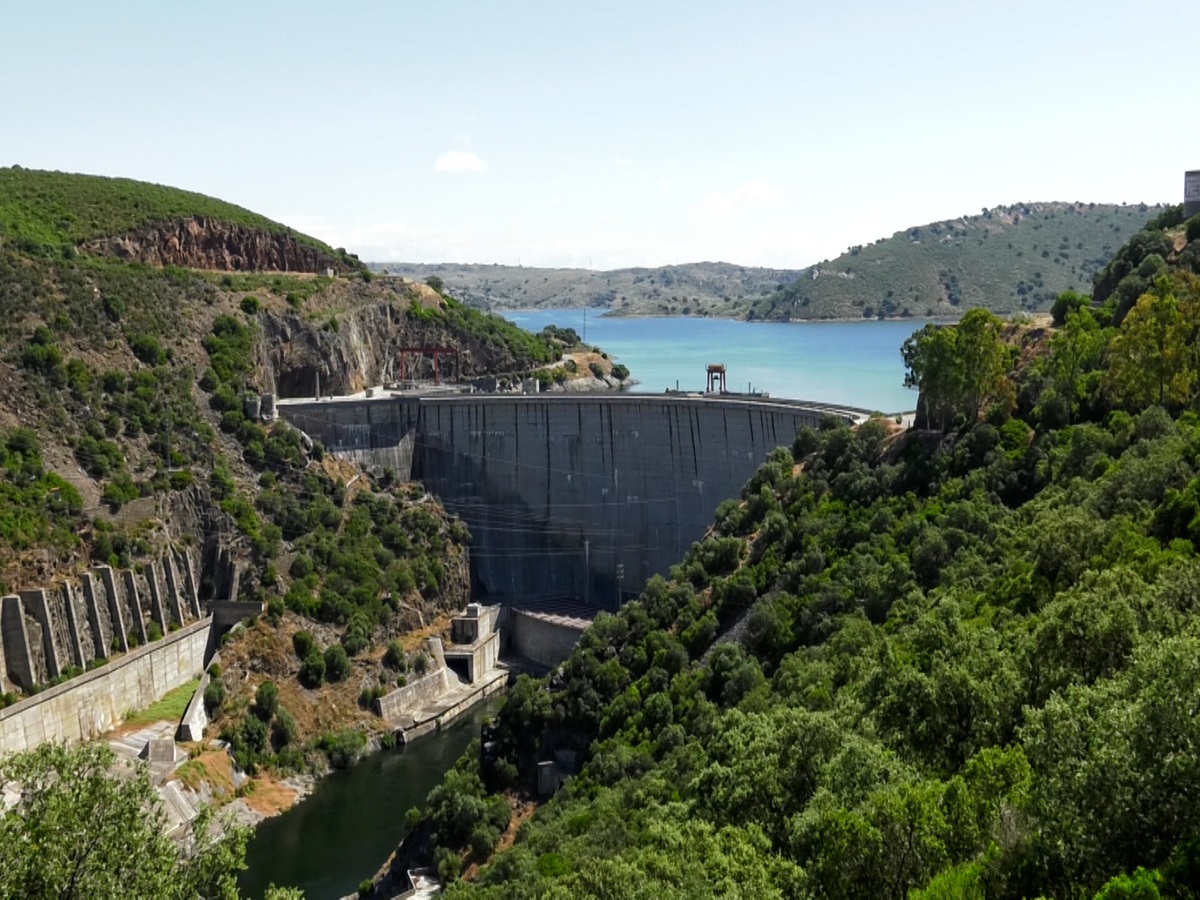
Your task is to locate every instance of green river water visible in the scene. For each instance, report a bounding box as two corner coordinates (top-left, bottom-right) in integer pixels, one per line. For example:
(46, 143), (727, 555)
(239, 697), (501, 900)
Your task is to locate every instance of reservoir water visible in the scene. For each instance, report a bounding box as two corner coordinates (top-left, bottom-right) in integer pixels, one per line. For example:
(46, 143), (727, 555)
(239, 698), (501, 900)
(502, 311), (927, 413)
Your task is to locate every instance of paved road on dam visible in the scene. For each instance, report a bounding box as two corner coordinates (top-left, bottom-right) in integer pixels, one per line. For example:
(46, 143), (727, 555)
(278, 389), (879, 607)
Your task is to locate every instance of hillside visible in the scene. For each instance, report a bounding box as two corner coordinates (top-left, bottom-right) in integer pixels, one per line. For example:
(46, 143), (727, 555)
(382, 208), (1200, 898)
(374, 261), (803, 317)
(0, 169), (575, 765)
(750, 201), (1165, 321)
(379, 203), (1162, 323)
(0, 166), (362, 273)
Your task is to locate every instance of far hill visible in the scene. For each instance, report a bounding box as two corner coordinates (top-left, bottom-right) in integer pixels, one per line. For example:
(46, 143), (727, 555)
(0, 165), (362, 273)
(380, 203), (1165, 322)
(749, 201), (1166, 321)
(373, 261), (804, 317)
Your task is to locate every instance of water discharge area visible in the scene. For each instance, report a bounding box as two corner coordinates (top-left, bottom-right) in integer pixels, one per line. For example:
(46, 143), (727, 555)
(239, 697), (502, 899)
(501, 310), (927, 412)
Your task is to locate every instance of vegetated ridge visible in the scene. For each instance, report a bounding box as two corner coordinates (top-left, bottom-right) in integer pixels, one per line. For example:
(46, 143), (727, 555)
(381, 204), (1200, 899)
(751, 201), (1165, 321)
(0, 168), (578, 777)
(380, 201), (1162, 323)
(375, 261), (804, 318)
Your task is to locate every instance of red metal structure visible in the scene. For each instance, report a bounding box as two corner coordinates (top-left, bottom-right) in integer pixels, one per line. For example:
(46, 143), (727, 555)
(397, 346), (460, 386)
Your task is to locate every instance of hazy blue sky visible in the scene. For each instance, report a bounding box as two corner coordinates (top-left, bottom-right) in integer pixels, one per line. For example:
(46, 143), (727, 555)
(4, 1), (1197, 268)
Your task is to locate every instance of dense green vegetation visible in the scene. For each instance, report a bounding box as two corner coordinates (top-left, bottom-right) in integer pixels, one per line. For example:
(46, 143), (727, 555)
(0, 428), (83, 568)
(750, 201), (1164, 321)
(0, 165), (348, 262)
(0, 741), (305, 899)
(403, 208), (1200, 897)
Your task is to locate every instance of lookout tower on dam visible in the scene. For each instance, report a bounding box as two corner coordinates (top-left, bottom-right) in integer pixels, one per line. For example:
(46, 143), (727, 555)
(279, 391), (871, 610)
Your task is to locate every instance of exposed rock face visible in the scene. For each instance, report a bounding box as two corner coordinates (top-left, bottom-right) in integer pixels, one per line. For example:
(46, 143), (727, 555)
(262, 300), (536, 398)
(82, 216), (347, 273)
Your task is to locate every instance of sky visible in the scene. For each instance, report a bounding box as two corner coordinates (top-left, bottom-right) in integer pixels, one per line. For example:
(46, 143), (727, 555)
(3, 1), (1198, 270)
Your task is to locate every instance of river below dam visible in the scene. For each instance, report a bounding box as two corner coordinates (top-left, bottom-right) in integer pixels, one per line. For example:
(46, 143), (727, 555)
(502, 310), (929, 413)
(239, 697), (502, 900)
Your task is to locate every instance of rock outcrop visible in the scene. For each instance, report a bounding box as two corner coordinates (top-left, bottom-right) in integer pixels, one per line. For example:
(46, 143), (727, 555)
(83, 216), (350, 273)
(262, 297), (541, 398)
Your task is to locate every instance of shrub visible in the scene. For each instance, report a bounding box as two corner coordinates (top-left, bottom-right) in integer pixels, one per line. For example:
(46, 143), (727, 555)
(146, 621), (163, 642)
(203, 679), (226, 715)
(129, 335), (167, 365)
(292, 630), (316, 659)
(319, 729), (366, 769)
(413, 652), (430, 676)
(240, 295), (260, 315)
(611, 363), (630, 380)
(299, 649), (326, 688)
(272, 708), (298, 749)
(588, 361), (605, 379)
(324, 645), (351, 683)
(254, 681), (279, 720)
(1188, 214), (1200, 244)
(383, 640), (407, 671)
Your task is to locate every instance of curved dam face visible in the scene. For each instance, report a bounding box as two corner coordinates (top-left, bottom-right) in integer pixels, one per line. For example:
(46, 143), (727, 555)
(279, 394), (868, 607)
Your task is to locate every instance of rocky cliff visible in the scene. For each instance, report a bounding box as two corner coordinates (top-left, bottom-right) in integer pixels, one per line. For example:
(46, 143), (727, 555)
(262, 286), (552, 398)
(82, 216), (351, 273)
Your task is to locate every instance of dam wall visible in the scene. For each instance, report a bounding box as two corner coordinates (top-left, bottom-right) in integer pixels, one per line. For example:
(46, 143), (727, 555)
(281, 393), (866, 605)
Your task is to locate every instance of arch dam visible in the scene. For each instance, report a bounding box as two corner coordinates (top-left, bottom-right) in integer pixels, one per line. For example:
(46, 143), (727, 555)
(277, 392), (873, 608)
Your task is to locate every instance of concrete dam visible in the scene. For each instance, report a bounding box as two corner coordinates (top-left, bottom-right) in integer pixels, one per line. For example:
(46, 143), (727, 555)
(280, 392), (870, 607)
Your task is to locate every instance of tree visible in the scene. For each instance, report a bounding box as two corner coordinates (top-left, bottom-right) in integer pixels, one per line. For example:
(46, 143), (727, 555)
(902, 310), (1007, 430)
(0, 742), (253, 899)
(902, 324), (958, 430)
(1106, 280), (1191, 409)
(954, 308), (1008, 421)
(1045, 305), (1103, 423)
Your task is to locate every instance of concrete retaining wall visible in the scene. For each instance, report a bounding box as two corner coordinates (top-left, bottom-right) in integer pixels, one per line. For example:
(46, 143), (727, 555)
(2, 552), (204, 696)
(281, 394), (866, 605)
(0, 618), (211, 755)
(374, 666), (452, 722)
(510, 610), (588, 669)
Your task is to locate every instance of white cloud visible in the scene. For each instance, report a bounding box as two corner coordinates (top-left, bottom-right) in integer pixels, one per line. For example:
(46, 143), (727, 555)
(434, 150), (487, 173)
(610, 156), (633, 168)
(655, 178), (672, 192)
(701, 179), (782, 216)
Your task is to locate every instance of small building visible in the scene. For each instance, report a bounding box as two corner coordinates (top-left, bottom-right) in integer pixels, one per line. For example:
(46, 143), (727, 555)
(1186, 170), (1200, 219)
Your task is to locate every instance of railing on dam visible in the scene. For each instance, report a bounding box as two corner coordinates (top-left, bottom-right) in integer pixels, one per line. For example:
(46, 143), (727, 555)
(278, 391), (875, 607)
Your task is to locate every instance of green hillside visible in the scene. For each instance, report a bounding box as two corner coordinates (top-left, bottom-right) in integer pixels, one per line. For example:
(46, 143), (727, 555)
(0, 170), (571, 742)
(400, 210), (1200, 897)
(376, 260), (802, 317)
(749, 201), (1165, 321)
(0, 166), (348, 261)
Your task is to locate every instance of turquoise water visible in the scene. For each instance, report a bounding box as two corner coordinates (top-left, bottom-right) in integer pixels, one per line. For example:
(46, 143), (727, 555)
(502, 311), (926, 413)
